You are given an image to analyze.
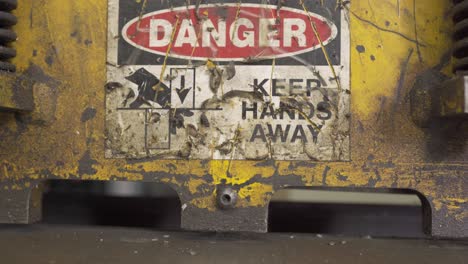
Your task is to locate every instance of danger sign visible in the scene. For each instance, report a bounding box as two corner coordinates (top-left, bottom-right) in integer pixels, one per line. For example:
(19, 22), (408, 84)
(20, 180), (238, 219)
(106, 0), (350, 161)
(122, 4), (337, 61)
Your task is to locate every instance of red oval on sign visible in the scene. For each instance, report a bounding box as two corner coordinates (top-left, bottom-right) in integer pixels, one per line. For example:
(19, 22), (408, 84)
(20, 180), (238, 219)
(122, 4), (338, 61)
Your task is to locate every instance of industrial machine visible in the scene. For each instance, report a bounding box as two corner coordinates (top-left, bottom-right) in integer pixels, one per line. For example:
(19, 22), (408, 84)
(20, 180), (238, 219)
(0, 0), (466, 246)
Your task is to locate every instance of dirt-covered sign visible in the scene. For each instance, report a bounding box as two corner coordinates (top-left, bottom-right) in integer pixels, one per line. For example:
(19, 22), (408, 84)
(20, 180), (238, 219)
(106, 0), (350, 161)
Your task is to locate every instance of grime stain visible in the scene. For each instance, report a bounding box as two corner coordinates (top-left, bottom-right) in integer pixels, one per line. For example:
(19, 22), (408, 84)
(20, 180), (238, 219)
(356, 45), (366, 53)
(78, 151), (98, 176)
(81, 107), (97, 122)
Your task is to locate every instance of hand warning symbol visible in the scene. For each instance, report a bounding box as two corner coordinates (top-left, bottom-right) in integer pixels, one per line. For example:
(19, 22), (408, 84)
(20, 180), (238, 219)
(125, 68), (171, 109)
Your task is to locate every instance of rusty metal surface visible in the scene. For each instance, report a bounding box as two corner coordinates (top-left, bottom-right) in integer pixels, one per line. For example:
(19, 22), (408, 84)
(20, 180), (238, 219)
(437, 76), (468, 117)
(0, 225), (467, 264)
(0, 72), (33, 111)
(0, 0), (466, 237)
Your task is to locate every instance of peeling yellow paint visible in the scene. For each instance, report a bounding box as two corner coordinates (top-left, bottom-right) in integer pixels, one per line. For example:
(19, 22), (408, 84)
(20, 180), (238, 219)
(209, 160), (275, 186)
(191, 195), (216, 212)
(238, 182), (274, 207)
(187, 178), (206, 194)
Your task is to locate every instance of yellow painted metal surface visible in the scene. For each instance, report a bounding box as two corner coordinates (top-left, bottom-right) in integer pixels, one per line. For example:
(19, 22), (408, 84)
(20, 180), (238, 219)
(0, 0), (466, 234)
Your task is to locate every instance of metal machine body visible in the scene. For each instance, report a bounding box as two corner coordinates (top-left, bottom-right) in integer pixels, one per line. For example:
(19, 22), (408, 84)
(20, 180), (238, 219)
(0, 0), (466, 238)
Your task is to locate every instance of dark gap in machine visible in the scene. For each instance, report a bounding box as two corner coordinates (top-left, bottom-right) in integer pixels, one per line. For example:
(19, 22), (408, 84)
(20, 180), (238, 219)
(268, 189), (427, 238)
(43, 181), (428, 237)
(41, 180), (181, 230)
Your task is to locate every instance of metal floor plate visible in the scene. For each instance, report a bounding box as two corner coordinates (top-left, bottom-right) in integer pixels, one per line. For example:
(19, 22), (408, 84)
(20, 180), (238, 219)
(0, 225), (466, 264)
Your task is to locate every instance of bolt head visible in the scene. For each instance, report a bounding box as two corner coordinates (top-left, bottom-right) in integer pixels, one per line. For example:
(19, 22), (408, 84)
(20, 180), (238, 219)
(216, 187), (238, 209)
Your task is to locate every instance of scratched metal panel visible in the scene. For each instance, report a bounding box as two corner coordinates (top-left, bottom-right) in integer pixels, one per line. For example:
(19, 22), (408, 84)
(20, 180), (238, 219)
(106, 0), (350, 160)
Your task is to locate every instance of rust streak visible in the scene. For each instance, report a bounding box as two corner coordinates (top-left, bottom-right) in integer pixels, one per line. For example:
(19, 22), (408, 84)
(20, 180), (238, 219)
(154, 15), (181, 102)
(300, 0), (342, 91)
(269, 57), (275, 102)
(226, 125), (242, 176)
(230, 0), (243, 41)
(132, 0), (149, 37)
